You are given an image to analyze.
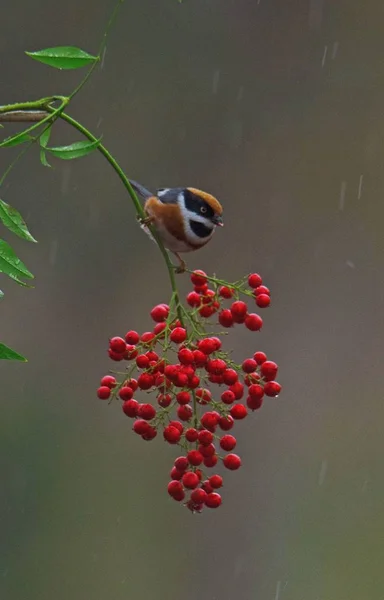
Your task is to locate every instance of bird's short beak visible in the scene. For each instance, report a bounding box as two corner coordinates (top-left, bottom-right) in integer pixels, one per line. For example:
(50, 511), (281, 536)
(212, 215), (224, 227)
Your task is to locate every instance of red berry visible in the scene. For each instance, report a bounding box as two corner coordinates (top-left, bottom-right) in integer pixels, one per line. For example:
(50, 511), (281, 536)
(125, 330), (140, 345)
(127, 378), (138, 391)
(170, 327), (187, 344)
(194, 283), (208, 295)
(164, 364), (178, 380)
(199, 305), (216, 318)
(204, 454), (218, 468)
(176, 391), (190, 405)
(260, 360), (278, 381)
(138, 403), (156, 420)
(205, 492), (222, 508)
(191, 488), (207, 504)
(182, 471), (200, 489)
(219, 309), (234, 327)
(256, 293), (271, 308)
(189, 375), (200, 389)
(174, 456), (188, 471)
(223, 453), (241, 470)
(186, 291), (201, 307)
(230, 404), (248, 419)
(242, 358), (258, 373)
(245, 313), (263, 331)
(178, 348), (194, 365)
(118, 386), (134, 400)
(209, 474), (223, 489)
(218, 415), (234, 430)
(109, 336), (126, 354)
(219, 286), (234, 299)
(157, 393), (172, 407)
(193, 349), (207, 366)
(187, 450), (204, 466)
(150, 303), (169, 323)
(244, 372), (261, 386)
(220, 434), (237, 451)
(229, 381), (244, 400)
(248, 273), (263, 288)
(100, 375), (117, 388)
(201, 480), (214, 494)
(254, 285), (270, 296)
(185, 428), (199, 442)
(206, 358), (227, 375)
(230, 301), (248, 323)
(97, 386), (111, 400)
(137, 373), (154, 390)
(201, 289), (216, 305)
(253, 351), (267, 364)
(169, 420), (184, 433)
(146, 350), (159, 362)
(174, 372), (189, 387)
(198, 429), (214, 446)
(167, 480), (184, 500)
(195, 388), (212, 405)
(264, 381), (282, 397)
(124, 345), (138, 360)
(177, 404), (193, 421)
(221, 390), (235, 405)
(163, 425), (181, 444)
(133, 419), (151, 435)
(223, 369), (238, 385)
(170, 467), (183, 480)
(190, 270), (207, 286)
(197, 338), (216, 355)
(140, 331), (156, 346)
(246, 395), (263, 410)
(153, 322), (167, 336)
(135, 354), (149, 369)
(142, 426), (157, 441)
(122, 399), (139, 417)
(108, 349), (124, 361)
(199, 443), (216, 457)
(208, 373), (224, 385)
(248, 384), (264, 400)
(200, 411), (219, 432)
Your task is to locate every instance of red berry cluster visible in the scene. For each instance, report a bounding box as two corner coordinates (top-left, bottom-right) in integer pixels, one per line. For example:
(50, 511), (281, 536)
(96, 271), (281, 512)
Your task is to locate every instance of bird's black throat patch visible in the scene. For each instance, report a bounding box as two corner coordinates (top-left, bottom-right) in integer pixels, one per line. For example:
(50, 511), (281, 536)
(189, 219), (213, 239)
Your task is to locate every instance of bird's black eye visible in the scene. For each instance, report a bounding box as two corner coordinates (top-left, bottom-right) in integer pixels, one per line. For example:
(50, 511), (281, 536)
(200, 206), (207, 214)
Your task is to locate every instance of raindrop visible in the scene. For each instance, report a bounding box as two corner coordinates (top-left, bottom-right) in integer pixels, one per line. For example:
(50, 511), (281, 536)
(331, 41), (339, 60)
(101, 46), (107, 70)
(321, 45), (328, 68)
(339, 181), (347, 211)
(318, 459), (327, 485)
(346, 260), (355, 269)
(96, 117), (103, 129)
(358, 174), (363, 199)
(212, 69), (220, 94)
(275, 580), (281, 600)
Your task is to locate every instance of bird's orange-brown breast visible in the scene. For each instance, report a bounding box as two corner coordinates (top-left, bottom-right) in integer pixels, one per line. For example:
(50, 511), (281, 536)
(144, 196), (186, 241)
(187, 188), (223, 216)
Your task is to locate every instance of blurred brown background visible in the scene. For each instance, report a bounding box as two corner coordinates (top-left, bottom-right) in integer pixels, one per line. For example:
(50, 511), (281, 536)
(1, 0), (383, 598)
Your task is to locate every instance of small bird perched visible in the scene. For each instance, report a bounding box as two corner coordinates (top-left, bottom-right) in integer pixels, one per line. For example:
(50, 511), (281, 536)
(130, 179), (223, 273)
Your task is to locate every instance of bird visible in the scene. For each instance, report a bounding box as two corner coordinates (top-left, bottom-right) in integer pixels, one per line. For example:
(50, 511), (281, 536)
(130, 179), (223, 273)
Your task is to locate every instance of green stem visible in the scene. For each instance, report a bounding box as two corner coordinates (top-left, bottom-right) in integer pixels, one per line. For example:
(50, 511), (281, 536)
(53, 109), (184, 325)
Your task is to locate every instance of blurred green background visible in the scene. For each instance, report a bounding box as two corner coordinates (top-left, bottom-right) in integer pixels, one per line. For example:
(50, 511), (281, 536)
(1, 0), (383, 598)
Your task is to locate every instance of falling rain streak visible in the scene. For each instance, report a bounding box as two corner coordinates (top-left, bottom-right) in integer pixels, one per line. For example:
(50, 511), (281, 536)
(358, 174), (363, 199)
(318, 459), (328, 485)
(321, 46), (328, 68)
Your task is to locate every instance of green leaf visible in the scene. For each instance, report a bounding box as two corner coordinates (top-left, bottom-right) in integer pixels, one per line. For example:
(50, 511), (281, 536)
(39, 126), (52, 148)
(0, 132), (33, 148)
(0, 343), (27, 362)
(0, 239), (34, 285)
(0, 199), (37, 242)
(25, 46), (98, 70)
(40, 149), (51, 167)
(46, 138), (100, 160)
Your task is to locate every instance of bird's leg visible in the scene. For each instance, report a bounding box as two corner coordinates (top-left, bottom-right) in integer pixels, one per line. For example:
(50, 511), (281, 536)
(137, 213), (155, 226)
(173, 252), (186, 274)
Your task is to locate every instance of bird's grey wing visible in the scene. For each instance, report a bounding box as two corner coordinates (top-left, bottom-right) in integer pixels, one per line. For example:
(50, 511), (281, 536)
(129, 179), (154, 199)
(156, 187), (184, 204)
